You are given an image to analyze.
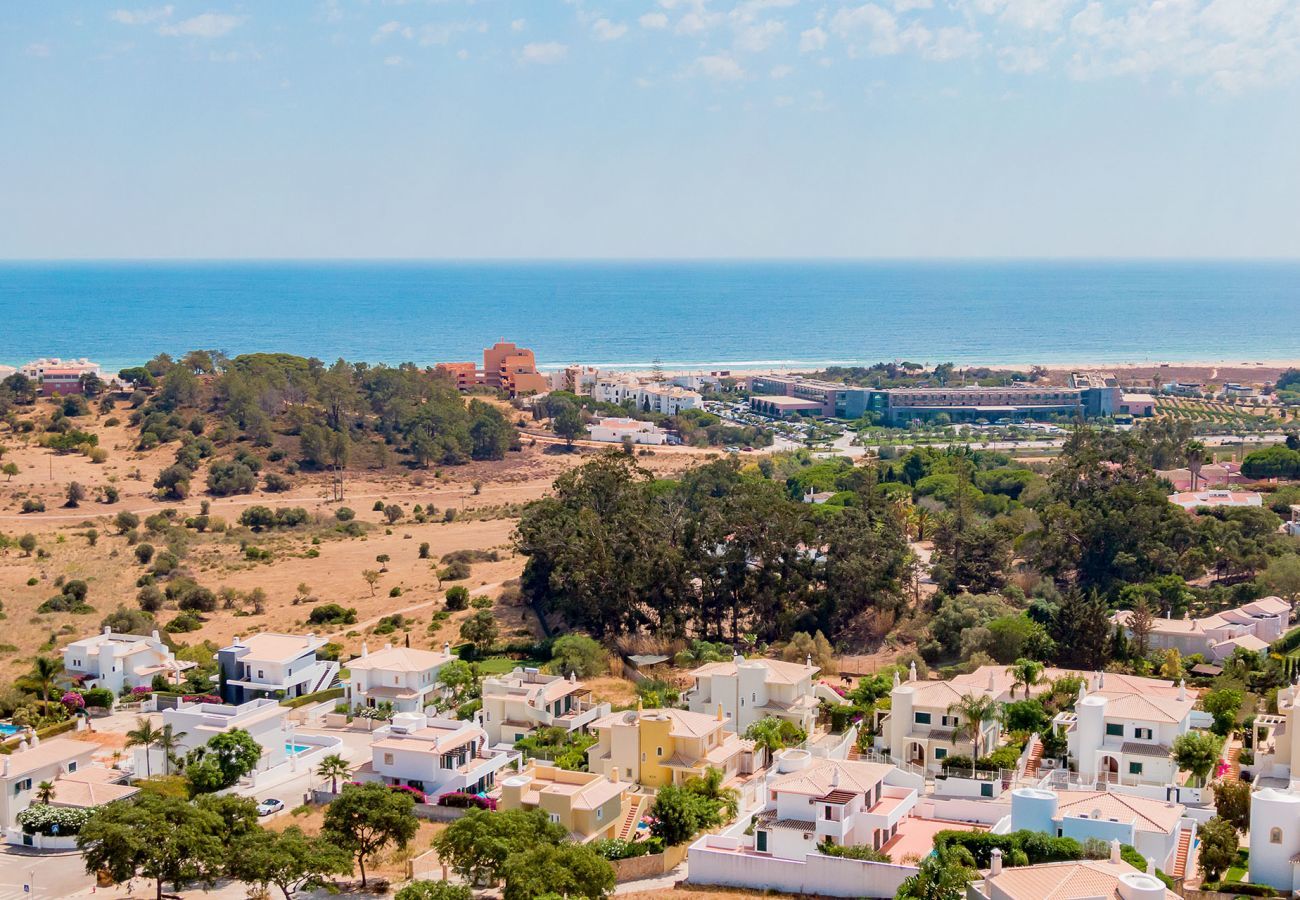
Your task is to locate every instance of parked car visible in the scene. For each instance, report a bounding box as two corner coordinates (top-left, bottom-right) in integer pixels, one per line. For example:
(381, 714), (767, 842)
(257, 798), (285, 816)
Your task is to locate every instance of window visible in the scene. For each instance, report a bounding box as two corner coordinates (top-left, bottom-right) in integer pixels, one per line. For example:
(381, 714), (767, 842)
(915, 711), (932, 725)
(641, 753), (646, 762)
(597, 807), (603, 821)
(981, 783), (993, 797)
(1135, 727), (1153, 740)
(1271, 828), (1283, 845)
(549, 813), (561, 824)
(383, 753), (394, 765)
(756, 831), (768, 853)
(656, 747), (663, 757)
(824, 806), (833, 820)
(1105, 723), (1124, 737)
(934, 748), (948, 760)
(1129, 762), (1143, 776)
(67, 761), (77, 773)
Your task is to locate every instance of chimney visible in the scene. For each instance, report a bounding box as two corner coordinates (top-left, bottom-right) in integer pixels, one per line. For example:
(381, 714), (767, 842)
(103, 625), (112, 635)
(806, 653), (813, 669)
(636, 699), (643, 714)
(830, 767), (840, 788)
(151, 630), (160, 642)
(361, 642), (369, 658)
(1146, 858), (1156, 875)
(569, 672), (577, 683)
(1178, 679), (1187, 701)
(988, 669), (996, 691)
(1110, 839), (1121, 864)
(733, 654), (745, 665)
(1098, 671), (1105, 688)
(908, 661), (917, 682)
(990, 848), (1003, 876)
(717, 704), (724, 722)
(608, 769), (619, 784)
(893, 671), (901, 688)
(384, 642), (393, 651)
(306, 632), (316, 640)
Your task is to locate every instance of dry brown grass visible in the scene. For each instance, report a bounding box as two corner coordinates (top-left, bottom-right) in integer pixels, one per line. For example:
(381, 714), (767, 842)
(270, 804), (446, 882)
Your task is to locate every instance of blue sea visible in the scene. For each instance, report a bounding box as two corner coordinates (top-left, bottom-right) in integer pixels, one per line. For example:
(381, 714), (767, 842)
(2, 261), (1298, 373)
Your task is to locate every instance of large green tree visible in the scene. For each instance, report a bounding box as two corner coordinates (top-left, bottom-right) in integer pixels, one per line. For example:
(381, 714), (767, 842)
(230, 825), (353, 900)
(432, 807), (567, 885)
(322, 782), (419, 887)
(76, 794), (225, 900)
(501, 842), (615, 900)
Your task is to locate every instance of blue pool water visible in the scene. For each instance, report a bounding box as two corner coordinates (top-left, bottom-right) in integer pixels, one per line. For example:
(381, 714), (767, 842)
(285, 742), (310, 754)
(0, 724), (22, 737)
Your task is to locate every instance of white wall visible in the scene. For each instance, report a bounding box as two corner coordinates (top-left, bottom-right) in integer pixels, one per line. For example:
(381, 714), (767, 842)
(689, 838), (917, 899)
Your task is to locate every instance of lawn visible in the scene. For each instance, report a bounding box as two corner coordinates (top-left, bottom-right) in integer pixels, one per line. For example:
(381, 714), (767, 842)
(474, 655), (548, 675)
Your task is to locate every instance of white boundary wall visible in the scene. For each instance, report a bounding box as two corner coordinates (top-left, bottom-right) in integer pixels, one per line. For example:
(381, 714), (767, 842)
(688, 836), (918, 899)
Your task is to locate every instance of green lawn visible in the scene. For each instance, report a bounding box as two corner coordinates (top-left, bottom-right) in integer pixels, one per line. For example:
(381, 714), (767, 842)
(474, 656), (548, 675)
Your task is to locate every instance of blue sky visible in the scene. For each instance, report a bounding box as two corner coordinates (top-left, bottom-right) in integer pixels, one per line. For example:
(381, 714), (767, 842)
(2, 1), (1299, 258)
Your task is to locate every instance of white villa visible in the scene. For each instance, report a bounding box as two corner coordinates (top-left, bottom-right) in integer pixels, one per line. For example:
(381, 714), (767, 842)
(62, 626), (194, 694)
(357, 712), (514, 798)
(477, 668), (608, 747)
(1053, 673), (1207, 788)
(0, 737), (98, 829)
(592, 377), (703, 415)
(1112, 596), (1290, 662)
(137, 698), (294, 777)
(685, 655), (839, 734)
(588, 417), (668, 445)
(882, 662), (1003, 774)
(217, 632), (338, 704)
(1005, 787), (1195, 876)
(1246, 678), (1300, 892)
(345, 642), (453, 713)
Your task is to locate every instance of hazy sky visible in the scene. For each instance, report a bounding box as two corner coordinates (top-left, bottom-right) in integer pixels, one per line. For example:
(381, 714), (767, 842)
(3, 1), (1299, 259)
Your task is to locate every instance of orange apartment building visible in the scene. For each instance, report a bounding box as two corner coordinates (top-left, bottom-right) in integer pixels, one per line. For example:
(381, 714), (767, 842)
(436, 341), (550, 396)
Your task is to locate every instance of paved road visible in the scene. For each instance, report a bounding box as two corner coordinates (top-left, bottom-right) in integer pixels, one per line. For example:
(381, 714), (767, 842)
(0, 847), (95, 899)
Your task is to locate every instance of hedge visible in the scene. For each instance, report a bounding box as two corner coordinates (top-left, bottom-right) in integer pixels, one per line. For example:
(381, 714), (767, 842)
(1201, 883), (1276, 897)
(280, 687), (344, 709)
(933, 830), (1083, 867)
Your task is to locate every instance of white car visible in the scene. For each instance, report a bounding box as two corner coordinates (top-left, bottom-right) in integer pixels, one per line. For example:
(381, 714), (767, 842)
(257, 798), (285, 816)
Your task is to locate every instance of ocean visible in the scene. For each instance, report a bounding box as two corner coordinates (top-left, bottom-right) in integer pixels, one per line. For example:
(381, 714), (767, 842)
(2, 260), (1298, 373)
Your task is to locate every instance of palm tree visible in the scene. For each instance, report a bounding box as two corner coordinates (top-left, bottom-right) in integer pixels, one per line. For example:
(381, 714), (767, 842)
(1186, 440), (1206, 491)
(912, 506), (933, 542)
(155, 724), (185, 776)
(1007, 658), (1044, 699)
(125, 717), (162, 778)
(27, 656), (62, 714)
(947, 694), (1001, 760)
(317, 753), (352, 794)
(34, 781), (55, 805)
(685, 766), (740, 820)
(898, 848), (976, 900)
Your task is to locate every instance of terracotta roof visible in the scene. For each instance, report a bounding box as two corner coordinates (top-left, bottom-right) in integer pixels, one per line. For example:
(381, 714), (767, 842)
(591, 708), (725, 739)
(51, 778), (138, 808)
(349, 646), (452, 673)
(1120, 741), (1174, 759)
(1, 739), (96, 780)
(976, 859), (1179, 900)
(770, 758), (894, 798)
(690, 657), (818, 685)
(1054, 790), (1185, 834)
(1094, 691), (1194, 725)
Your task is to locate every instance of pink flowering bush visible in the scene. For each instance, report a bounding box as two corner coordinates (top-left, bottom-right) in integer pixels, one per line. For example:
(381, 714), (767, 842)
(131, 685), (153, 696)
(390, 784), (428, 804)
(436, 791), (496, 810)
(60, 691), (85, 712)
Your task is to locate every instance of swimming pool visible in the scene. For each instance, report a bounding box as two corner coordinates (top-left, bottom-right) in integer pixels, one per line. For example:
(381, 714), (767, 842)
(285, 742), (310, 754)
(0, 724), (22, 737)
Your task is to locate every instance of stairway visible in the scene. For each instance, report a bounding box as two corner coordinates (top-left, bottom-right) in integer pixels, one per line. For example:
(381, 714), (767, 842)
(1023, 737), (1045, 779)
(1223, 746), (1242, 782)
(847, 745), (863, 761)
(1170, 829), (1193, 879)
(617, 794), (646, 841)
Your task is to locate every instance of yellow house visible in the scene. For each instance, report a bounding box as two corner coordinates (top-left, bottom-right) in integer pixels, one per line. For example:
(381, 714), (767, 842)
(498, 761), (634, 842)
(586, 705), (757, 789)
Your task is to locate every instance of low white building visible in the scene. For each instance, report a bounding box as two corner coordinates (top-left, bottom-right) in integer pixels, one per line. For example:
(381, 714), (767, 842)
(138, 698), (294, 778)
(882, 662), (1004, 775)
(685, 654), (835, 735)
(593, 378), (703, 415)
(0, 737), (99, 829)
(1006, 787), (1193, 875)
(1249, 787), (1300, 892)
(587, 417), (668, 445)
(217, 632), (338, 704)
(62, 626), (194, 694)
(357, 712), (514, 798)
(1113, 596), (1290, 661)
(345, 642), (453, 713)
(687, 751), (927, 898)
(18, 357), (101, 380)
